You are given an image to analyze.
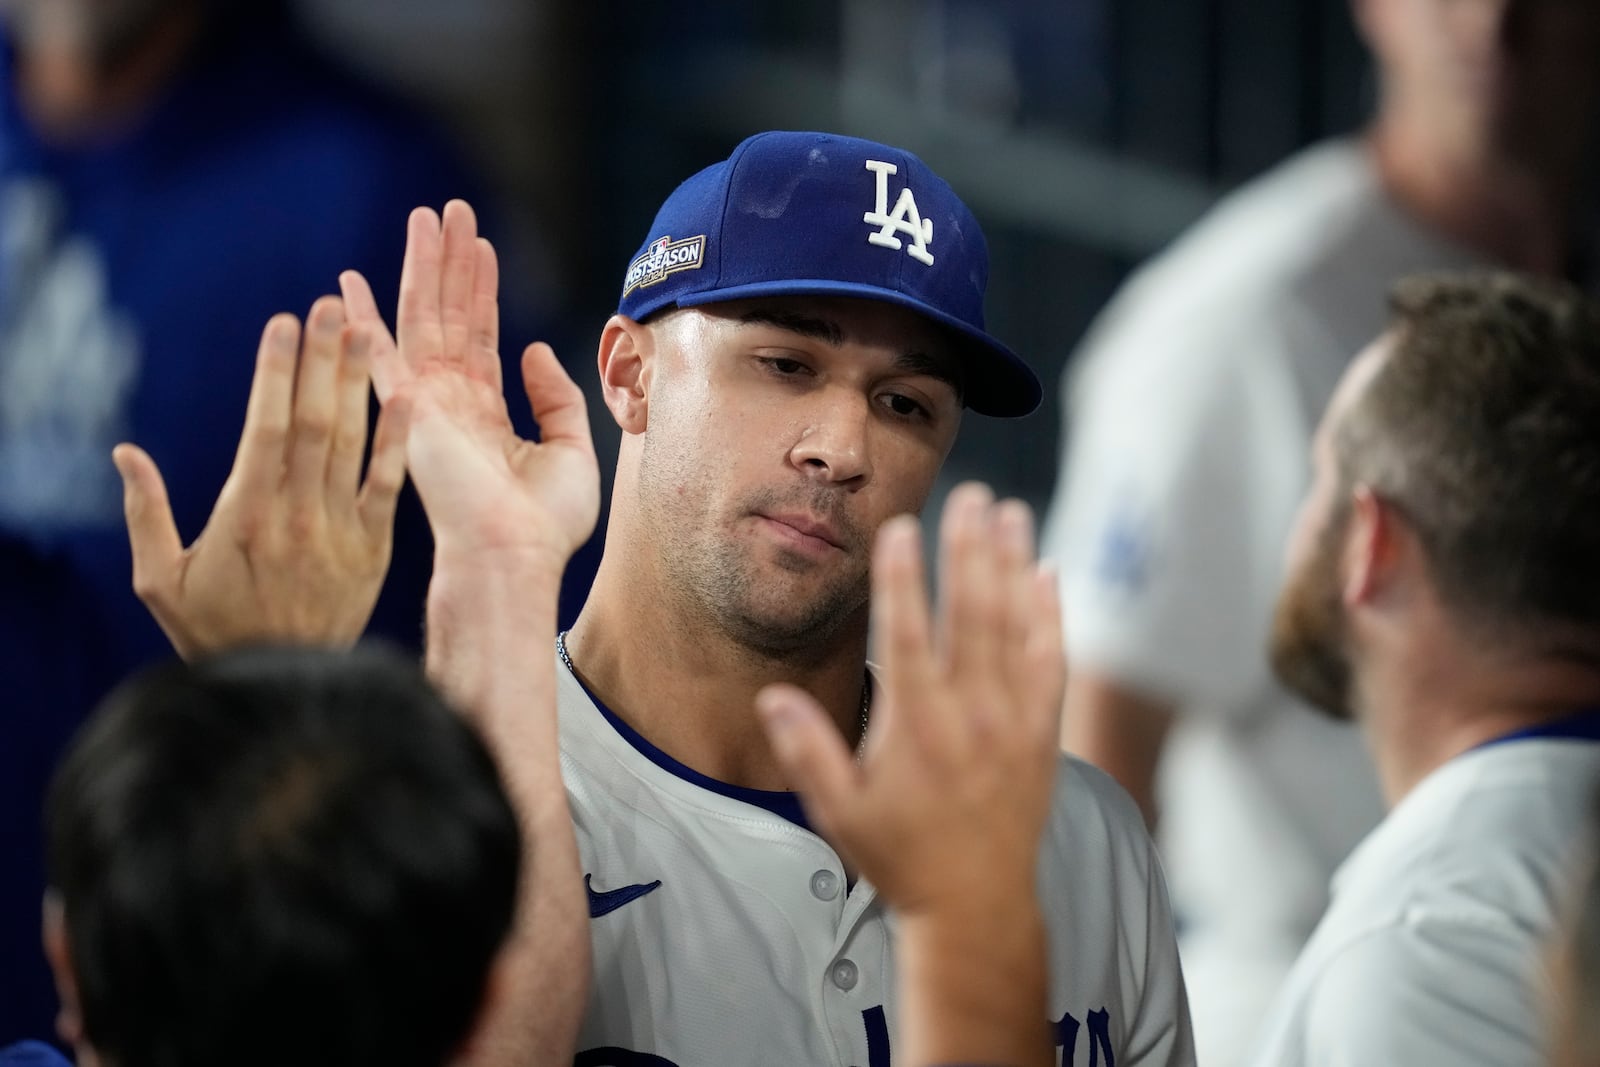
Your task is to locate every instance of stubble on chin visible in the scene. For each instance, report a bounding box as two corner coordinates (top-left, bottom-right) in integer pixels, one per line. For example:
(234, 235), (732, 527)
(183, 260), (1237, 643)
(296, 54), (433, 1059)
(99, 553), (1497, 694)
(690, 522), (870, 657)
(636, 434), (874, 655)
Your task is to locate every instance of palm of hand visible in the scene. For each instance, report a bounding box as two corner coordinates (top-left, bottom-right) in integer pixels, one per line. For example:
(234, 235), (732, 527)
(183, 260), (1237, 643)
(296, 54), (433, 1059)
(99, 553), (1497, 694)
(174, 474), (388, 650)
(348, 201), (602, 566)
(112, 301), (409, 661)
(757, 492), (1067, 916)
(851, 683), (1057, 910)
(404, 358), (600, 560)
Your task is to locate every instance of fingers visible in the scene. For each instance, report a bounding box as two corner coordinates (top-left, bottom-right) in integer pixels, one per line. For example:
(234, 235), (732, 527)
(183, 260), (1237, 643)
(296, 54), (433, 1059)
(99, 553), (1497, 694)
(397, 206), (445, 364)
(357, 391), (411, 547)
(937, 483), (1002, 679)
(112, 443), (183, 604)
(327, 323), (373, 499)
(338, 268), (383, 324)
(1021, 568), (1068, 740)
(756, 683), (863, 839)
(521, 342), (594, 455)
(872, 514), (935, 723)
(285, 297), (345, 514)
(470, 236), (504, 393)
(990, 500), (1049, 741)
(438, 199), (479, 367)
(339, 269), (405, 402)
(230, 313), (300, 497)
(993, 498), (1037, 687)
(920, 487), (1045, 740)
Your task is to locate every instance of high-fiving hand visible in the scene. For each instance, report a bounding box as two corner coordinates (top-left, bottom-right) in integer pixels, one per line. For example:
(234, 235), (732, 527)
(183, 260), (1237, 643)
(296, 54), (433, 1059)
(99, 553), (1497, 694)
(115, 297), (409, 660)
(755, 483), (1065, 1067)
(757, 483), (1065, 911)
(343, 201), (599, 568)
(350, 202), (600, 1067)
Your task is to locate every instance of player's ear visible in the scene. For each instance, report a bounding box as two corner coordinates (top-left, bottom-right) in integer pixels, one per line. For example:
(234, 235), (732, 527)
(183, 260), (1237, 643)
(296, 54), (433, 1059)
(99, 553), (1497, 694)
(598, 314), (652, 435)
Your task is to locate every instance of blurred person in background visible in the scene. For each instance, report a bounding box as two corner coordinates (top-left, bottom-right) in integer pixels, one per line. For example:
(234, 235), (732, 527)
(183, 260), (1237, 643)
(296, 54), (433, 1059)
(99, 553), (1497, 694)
(1040, 2), (1600, 1062)
(0, 0), (543, 1044)
(1250, 271), (1600, 1066)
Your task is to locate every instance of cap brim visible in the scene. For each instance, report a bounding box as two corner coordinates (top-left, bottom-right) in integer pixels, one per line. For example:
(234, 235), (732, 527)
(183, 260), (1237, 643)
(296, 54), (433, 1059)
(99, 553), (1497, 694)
(673, 280), (1041, 418)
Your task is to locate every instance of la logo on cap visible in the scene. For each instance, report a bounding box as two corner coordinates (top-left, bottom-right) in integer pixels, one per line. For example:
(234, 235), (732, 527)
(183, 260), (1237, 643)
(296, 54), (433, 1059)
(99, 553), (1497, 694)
(863, 160), (934, 266)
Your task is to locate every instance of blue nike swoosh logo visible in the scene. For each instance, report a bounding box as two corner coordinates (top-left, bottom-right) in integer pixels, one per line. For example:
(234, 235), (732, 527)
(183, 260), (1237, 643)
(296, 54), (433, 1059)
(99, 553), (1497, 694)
(585, 874), (662, 918)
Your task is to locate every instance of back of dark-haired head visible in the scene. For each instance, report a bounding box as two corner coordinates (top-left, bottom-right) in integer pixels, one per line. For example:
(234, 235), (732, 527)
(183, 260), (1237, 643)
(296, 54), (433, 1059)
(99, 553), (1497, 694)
(1333, 271), (1600, 643)
(45, 644), (521, 1067)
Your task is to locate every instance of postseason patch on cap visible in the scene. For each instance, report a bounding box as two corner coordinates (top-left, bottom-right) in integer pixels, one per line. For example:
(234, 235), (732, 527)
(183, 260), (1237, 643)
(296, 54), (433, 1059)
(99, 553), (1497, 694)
(622, 234), (707, 298)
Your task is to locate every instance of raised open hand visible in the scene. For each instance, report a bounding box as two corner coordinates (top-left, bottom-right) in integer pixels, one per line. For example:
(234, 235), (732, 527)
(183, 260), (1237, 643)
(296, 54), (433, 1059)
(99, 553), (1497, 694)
(115, 297), (409, 660)
(756, 483), (1066, 912)
(756, 483), (1064, 1067)
(389, 205), (601, 1067)
(380, 200), (599, 567)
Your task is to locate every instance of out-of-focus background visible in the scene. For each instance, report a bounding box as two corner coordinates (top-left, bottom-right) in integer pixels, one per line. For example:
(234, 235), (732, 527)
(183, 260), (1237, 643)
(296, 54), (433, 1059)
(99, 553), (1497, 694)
(298, 0), (1368, 507)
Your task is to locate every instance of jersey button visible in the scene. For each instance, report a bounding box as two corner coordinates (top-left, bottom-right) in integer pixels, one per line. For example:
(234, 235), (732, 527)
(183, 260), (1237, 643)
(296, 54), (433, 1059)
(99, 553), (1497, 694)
(810, 869), (840, 901)
(830, 959), (859, 992)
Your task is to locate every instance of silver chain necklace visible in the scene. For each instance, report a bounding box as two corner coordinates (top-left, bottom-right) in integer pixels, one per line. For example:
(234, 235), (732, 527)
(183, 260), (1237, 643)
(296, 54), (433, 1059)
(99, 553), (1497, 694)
(555, 630), (871, 752)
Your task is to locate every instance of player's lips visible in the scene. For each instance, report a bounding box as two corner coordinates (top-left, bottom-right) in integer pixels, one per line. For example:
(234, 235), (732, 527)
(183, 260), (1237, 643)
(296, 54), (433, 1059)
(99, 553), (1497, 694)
(756, 512), (846, 553)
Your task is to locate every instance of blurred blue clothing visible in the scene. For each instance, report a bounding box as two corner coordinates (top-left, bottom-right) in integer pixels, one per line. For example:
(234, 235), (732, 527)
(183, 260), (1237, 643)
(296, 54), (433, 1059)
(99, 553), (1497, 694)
(0, 9), (517, 1044)
(0, 1042), (72, 1067)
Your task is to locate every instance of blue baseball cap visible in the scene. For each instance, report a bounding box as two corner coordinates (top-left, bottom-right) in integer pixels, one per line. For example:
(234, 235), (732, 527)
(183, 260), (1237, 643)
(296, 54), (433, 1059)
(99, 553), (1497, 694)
(617, 131), (1041, 417)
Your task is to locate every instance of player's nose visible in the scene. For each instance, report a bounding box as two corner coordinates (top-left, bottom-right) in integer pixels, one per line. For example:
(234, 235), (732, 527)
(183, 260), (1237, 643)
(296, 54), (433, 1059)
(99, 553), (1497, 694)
(788, 389), (873, 488)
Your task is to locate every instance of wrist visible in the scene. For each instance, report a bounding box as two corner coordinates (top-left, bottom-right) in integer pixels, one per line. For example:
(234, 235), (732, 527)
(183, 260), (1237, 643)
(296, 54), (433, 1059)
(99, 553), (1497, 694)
(897, 897), (1052, 1067)
(431, 542), (568, 592)
(432, 537), (569, 579)
(897, 886), (1045, 952)
(896, 865), (1038, 926)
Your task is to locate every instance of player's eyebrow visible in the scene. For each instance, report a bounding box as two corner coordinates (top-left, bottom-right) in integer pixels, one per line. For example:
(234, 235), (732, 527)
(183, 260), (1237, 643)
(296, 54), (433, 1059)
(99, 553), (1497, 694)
(738, 308), (845, 346)
(738, 305), (966, 403)
(894, 350), (966, 403)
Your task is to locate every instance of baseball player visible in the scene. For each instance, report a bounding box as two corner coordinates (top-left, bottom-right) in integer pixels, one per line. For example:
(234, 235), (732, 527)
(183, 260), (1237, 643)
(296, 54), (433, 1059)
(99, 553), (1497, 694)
(1249, 272), (1600, 1065)
(1039, 5), (1600, 1063)
(116, 131), (1196, 1065)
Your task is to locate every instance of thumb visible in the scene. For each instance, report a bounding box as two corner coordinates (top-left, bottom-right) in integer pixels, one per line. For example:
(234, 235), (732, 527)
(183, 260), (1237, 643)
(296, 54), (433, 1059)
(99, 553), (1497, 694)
(522, 342), (594, 451)
(112, 444), (184, 601)
(756, 683), (862, 838)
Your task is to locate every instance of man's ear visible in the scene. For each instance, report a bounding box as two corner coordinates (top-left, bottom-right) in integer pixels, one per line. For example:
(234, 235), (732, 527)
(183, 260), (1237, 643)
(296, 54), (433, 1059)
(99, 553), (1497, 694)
(1342, 486), (1399, 608)
(597, 314), (654, 435)
(42, 891), (85, 1050)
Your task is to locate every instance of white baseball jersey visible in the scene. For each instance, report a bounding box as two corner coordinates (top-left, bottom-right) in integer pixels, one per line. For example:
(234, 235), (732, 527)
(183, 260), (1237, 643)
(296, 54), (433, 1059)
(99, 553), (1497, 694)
(1250, 730), (1600, 1067)
(555, 659), (1196, 1066)
(1040, 138), (1481, 1067)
